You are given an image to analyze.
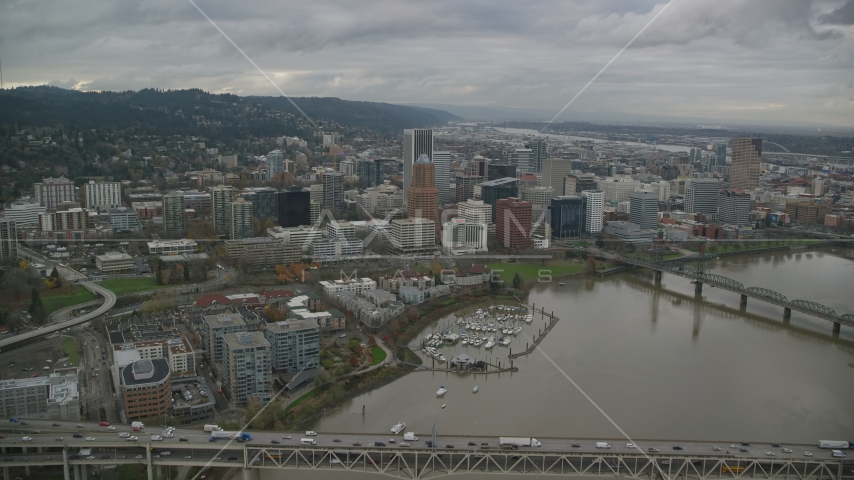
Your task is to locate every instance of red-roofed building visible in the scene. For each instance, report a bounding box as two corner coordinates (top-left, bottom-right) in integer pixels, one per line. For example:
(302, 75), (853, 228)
(193, 294), (232, 308)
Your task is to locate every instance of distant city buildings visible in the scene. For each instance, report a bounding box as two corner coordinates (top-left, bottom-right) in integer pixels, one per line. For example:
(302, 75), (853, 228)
(730, 138), (762, 191)
(84, 181), (121, 211)
(34, 176), (75, 209)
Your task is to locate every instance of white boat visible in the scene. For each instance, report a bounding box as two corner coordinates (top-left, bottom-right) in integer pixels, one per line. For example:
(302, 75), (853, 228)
(485, 339), (495, 349)
(436, 385), (447, 396)
(391, 422), (406, 434)
(472, 386), (479, 393)
(502, 338), (512, 346)
(441, 404), (447, 409)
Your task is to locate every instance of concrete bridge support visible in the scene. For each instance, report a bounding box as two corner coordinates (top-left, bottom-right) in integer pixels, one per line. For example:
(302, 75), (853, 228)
(783, 307), (792, 323)
(147, 447), (153, 480)
(740, 294), (748, 307)
(833, 322), (841, 335)
(242, 468), (259, 480)
(63, 448), (71, 480)
(654, 270), (662, 285)
(694, 281), (703, 295)
(3, 467), (8, 480)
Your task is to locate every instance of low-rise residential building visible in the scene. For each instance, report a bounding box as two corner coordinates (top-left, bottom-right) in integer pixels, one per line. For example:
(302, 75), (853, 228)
(309, 238), (363, 258)
(264, 320), (320, 373)
(0, 369), (81, 421)
(222, 332), (271, 405)
(95, 252), (134, 274)
(108, 207), (143, 233)
(225, 237), (301, 269)
(267, 225), (323, 252)
(319, 277), (377, 296)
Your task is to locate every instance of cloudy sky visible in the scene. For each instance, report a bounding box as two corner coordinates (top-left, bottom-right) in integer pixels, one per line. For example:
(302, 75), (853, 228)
(1, 0), (853, 127)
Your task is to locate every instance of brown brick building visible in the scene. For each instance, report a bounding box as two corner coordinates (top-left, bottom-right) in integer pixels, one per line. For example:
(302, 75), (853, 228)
(121, 359), (172, 420)
(496, 197), (532, 248)
(785, 200), (828, 224)
(407, 155), (439, 225)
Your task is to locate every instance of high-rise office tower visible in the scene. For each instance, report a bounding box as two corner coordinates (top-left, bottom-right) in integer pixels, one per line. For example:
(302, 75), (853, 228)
(277, 187), (311, 227)
(496, 197), (532, 248)
(468, 155), (487, 177)
(267, 150), (285, 180)
(542, 158), (573, 195)
(526, 139), (547, 172)
(432, 151), (451, 206)
(685, 179), (721, 216)
(580, 190), (604, 234)
(549, 196), (586, 239)
(455, 175), (483, 203)
(230, 198), (253, 240)
(84, 181), (122, 210)
(356, 159), (377, 188)
(629, 190), (659, 230)
(510, 148), (534, 175)
(0, 219), (17, 261)
(407, 155), (439, 225)
(730, 138), (762, 191)
(403, 129), (433, 207)
(322, 171), (344, 211)
(565, 173), (599, 195)
(244, 188), (277, 221)
(718, 189), (751, 226)
(211, 186), (235, 235)
(162, 192), (186, 234)
(480, 178), (519, 223)
(715, 144), (727, 168)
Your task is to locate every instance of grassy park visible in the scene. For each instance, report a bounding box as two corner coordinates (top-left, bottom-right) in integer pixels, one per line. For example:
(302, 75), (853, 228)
(98, 277), (173, 294)
(370, 346), (387, 366)
(61, 337), (79, 366)
(42, 285), (98, 314)
(487, 261), (584, 284)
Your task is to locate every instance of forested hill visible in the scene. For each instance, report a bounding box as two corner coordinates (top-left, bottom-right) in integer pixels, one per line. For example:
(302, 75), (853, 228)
(0, 86), (458, 136)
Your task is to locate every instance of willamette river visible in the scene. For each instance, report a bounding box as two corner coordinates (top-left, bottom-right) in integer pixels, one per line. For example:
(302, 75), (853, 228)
(308, 247), (854, 445)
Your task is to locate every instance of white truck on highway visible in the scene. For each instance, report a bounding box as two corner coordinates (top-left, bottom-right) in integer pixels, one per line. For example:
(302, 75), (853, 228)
(132, 421), (145, 431)
(819, 440), (853, 449)
(404, 432), (418, 441)
(499, 437), (541, 449)
(204, 425), (222, 433)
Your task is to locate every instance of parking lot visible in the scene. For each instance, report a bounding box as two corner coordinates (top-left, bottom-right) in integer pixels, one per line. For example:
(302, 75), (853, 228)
(0, 335), (72, 381)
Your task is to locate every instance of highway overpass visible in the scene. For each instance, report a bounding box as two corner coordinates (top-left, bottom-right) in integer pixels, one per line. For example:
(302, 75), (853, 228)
(0, 420), (849, 480)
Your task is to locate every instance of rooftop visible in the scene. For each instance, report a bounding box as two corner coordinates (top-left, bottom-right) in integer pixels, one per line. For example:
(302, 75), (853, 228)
(202, 313), (247, 329)
(222, 331), (270, 349)
(121, 358), (170, 386)
(266, 319), (319, 333)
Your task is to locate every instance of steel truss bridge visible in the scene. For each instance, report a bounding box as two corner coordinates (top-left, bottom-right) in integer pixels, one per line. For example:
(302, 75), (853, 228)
(622, 255), (853, 334)
(0, 441), (849, 480)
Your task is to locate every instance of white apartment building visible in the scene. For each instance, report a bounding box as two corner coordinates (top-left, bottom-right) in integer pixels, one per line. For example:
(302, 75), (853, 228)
(432, 150), (451, 205)
(230, 198), (253, 240)
(202, 313), (247, 365)
(147, 239), (198, 255)
(0, 370), (80, 420)
(326, 221), (356, 239)
(267, 225), (323, 252)
(319, 277), (377, 296)
(3, 199), (45, 226)
(34, 177), (75, 209)
(95, 252), (134, 274)
(264, 320), (320, 372)
(84, 181), (122, 210)
(457, 199), (492, 225)
(581, 190), (604, 234)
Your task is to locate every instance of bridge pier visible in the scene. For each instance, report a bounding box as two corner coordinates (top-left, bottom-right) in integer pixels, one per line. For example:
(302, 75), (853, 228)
(63, 448), (70, 480)
(146, 446), (153, 480)
(3, 467), (8, 480)
(783, 307), (791, 323)
(694, 281), (703, 295)
(73, 465), (81, 480)
(740, 294), (748, 307)
(242, 468), (259, 480)
(833, 322), (841, 335)
(654, 270), (662, 285)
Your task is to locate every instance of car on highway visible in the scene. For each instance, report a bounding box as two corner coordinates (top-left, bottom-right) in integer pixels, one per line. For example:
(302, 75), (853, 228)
(55, 437), (64, 441)
(271, 440), (280, 444)
(804, 452), (814, 457)
(401, 443), (410, 447)
(771, 443), (781, 448)
(765, 452), (776, 456)
(375, 442), (386, 447)
(782, 448), (793, 453)
(352, 442), (362, 446)
(127, 436), (138, 441)
(85, 437), (96, 441)
(73, 433), (83, 438)
(333, 438), (342, 443)
(672, 446), (683, 450)
(626, 443), (635, 448)
(52, 423), (60, 427)
(712, 446), (721, 451)
(209, 438), (217, 442)
(179, 438), (188, 442)
(135, 455), (143, 459)
(22, 437), (32, 442)
(648, 447), (659, 452)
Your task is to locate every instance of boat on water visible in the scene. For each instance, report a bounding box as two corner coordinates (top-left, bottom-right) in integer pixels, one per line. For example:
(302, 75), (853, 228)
(441, 404), (447, 409)
(485, 338), (495, 349)
(559, 282), (565, 286)
(391, 422), (406, 434)
(472, 386), (479, 393)
(436, 385), (447, 396)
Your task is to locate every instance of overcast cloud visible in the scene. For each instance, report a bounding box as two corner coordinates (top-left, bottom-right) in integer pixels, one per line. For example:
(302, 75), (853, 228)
(1, 0), (853, 127)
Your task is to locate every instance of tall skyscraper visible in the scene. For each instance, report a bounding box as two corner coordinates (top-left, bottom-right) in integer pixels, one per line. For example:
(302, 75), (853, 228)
(526, 139), (547, 173)
(480, 177), (519, 223)
(407, 155), (439, 225)
(244, 188), (278, 221)
(542, 158), (572, 196)
(629, 190), (659, 230)
(403, 129), (433, 207)
(84, 181), (122, 210)
(211, 186), (234, 235)
(510, 148), (534, 175)
(432, 150), (451, 206)
(356, 159), (377, 188)
(222, 332), (271, 405)
(455, 175), (483, 202)
(685, 179), (721, 216)
(278, 187), (311, 227)
(322, 171), (344, 211)
(580, 190), (604, 234)
(468, 155), (487, 177)
(0, 219), (17, 261)
(230, 198), (253, 240)
(730, 138), (762, 191)
(162, 192), (186, 234)
(267, 150), (285, 180)
(715, 144), (727, 168)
